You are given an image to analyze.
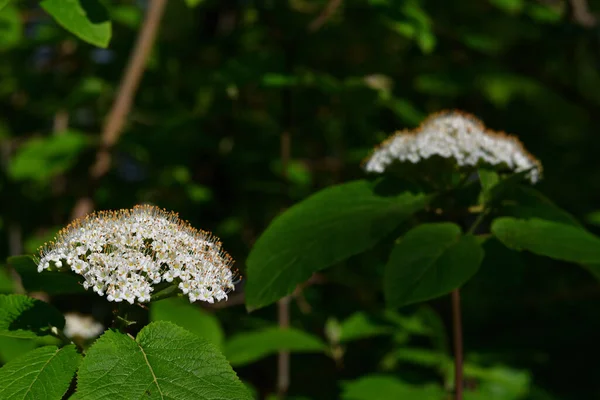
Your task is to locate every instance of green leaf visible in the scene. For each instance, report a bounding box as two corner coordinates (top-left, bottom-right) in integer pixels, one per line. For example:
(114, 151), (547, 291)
(341, 375), (444, 400)
(0, 294), (65, 339)
(0, 267), (13, 293)
(489, 0), (524, 14)
(0, 337), (38, 364)
(246, 180), (430, 310)
(224, 327), (328, 367)
(8, 130), (90, 182)
(0, 0), (10, 11)
(40, 0), (111, 48)
(74, 321), (252, 400)
(337, 312), (393, 343)
(0, 5), (22, 51)
(385, 223), (484, 308)
(586, 210), (600, 227)
(150, 297), (224, 349)
(478, 169), (499, 193)
(184, 0), (205, 8)
(491, 217), (600, 263)
(500, 185), (580, 227)
(0, 345), (81, 399)
(8, 256), (85, 295)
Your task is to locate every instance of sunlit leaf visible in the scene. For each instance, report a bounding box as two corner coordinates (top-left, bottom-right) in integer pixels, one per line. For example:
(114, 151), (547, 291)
(0, 345), (81, 399)
(74, 321), (252, 400)
(41, 0), (112, 48)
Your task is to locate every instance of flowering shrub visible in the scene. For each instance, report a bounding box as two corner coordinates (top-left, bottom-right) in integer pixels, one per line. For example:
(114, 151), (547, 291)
(37, 205), (238, 304)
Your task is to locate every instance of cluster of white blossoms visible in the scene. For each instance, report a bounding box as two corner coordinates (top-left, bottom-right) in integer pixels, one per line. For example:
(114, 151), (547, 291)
(63, 313), (104, 340)
(364, 111), (542, 183)
(37, 205), (238, 304)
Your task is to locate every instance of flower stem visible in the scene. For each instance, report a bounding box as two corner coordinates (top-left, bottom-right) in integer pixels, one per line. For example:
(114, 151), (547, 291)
(451, 289), (463, 400)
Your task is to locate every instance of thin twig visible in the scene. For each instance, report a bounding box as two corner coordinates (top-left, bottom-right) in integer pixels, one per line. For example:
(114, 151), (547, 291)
(277, 126), (292, 396)
(451, 289), (463, 400)
(570, 0), (597, 27)
(71, 0), (168, 219)
(308, 0), (342, 32)
(277, 296), (291, 396)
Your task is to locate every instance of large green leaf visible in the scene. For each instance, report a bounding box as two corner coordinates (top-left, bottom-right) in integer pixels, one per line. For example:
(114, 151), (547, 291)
(0, 0), (10, 11)
(0, 345), (80, 399)
(40, 0), (111, 48)
(8, 256), (85, 295)
(491, 217), (600, 263)
(224, 327), (328, 367)
(150, 298), (224, 349)
(73, 321), (252, 400)
(384, 223), (484, 308)
(340, 375), (444, 400)
(245, 180), (430, 310)
(0, 294), (64, 339)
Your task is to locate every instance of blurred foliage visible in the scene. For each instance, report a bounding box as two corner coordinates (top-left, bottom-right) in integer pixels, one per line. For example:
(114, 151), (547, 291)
(0, 0), (599, 398)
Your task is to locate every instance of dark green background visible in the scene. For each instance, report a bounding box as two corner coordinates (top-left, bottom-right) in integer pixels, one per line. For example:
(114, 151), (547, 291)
(1, 0), (599, 398)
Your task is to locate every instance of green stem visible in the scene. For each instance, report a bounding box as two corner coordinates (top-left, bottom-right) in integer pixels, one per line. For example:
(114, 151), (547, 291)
(49, 325), (75, 347)
(467, 208), (489, 235)
(150, 284), (179, 302)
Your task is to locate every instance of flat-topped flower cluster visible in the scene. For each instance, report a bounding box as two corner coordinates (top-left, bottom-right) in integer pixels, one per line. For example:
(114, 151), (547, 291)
(37, 205), (238, 304)
(364, 111), (542, 183)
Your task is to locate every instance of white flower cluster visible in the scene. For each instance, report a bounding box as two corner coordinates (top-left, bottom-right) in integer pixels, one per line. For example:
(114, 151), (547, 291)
(37, 205), (238, 304)
(63, 313), (104, 340)
(364, 111), (542, 183)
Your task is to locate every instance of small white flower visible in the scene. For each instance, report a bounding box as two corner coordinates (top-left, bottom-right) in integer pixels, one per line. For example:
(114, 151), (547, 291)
(364, 110), (542, 183)
(36, 205), (239, 304)
(63, 313), (104, 340)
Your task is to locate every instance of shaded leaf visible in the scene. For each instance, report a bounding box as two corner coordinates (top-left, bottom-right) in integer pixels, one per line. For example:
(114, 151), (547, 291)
(491, 217), (600, 263)
(0, 345), (81, 400)
(8, 255), (85, 295)
(74, 321), (252, 400)
(224, 327), (327, 367)
(0, 294), (64, 339)
(341, 375), (444, 400)
(246, 180), (430, 310)
(40, 0), (111, 48)
(500, 185), (580, 227)
(150, 297), (224, 349)
(385, 223), (484, 308)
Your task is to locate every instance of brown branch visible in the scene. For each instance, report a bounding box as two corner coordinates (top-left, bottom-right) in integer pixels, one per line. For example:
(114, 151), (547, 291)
(452, 289), (464, 400)
(570, 0), (597, 27)
(308, 0), (342, 32)
(71, 0), (168, 220)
